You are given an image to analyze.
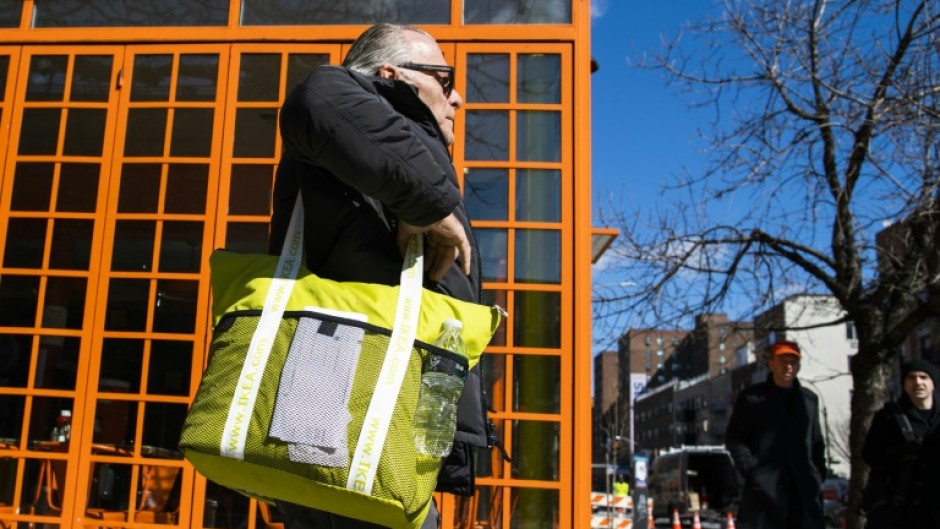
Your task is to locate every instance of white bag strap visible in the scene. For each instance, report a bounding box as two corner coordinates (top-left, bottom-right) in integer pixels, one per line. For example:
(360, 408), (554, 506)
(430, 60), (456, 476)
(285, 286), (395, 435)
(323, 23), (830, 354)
(219, 194), (425, 498)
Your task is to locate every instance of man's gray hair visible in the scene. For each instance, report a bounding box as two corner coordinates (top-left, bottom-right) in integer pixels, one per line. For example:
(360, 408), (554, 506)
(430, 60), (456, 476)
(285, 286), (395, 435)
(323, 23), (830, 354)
(343, 23), (431, 75)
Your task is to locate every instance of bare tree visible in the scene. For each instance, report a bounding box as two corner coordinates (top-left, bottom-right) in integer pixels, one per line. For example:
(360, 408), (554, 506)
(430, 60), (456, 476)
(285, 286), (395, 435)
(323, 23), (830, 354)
(595, 1), (939, 526)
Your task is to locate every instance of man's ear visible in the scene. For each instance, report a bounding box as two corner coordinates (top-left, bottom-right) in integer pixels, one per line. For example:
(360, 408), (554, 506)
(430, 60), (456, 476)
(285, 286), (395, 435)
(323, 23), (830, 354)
(377, 64), (397, 80)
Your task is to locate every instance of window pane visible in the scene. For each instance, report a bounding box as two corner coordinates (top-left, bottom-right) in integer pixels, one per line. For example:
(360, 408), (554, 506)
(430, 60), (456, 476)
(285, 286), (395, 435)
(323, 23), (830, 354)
(71, 55), (113, 102)
(159, 221), (203, 273)
(148, 341), (193, 396)
(153, 280), (197, 333)
(143, 403), (188, 454)
(0, 275), (40, 327)
(170, 108), (213, 157)
(111, 221), (155, 272)
(464, 168), (508, 221)
(517, 54), (560, 104)
(466, 54), (509, 104)
(512, 420), (559, 479)
(224, 222), (269, 254)
(32, 0), (229, 27)
(473, 229), (507, 282)
(105, 278), (150, 331)
(119, 164), (161, 213)
(165, 164), (208, 214)
(238, 54), (281, 102)
(100, 339), (144, 393)
(58, 163), (100, 213)
(0, 55), (9, 97)
(0, 335), (32, 387)
(26, 55), (67, 101)
(18, 108), (61, 155)
(124, 108), (167, 156)
(3, 219), (46, 268)
(465, 111), (508, 161)
(0, 0), (20, 27)
(11, 163), (54, 211)
(480, 353), (506, 413)
(516, 169), (560, 222)
(50, 220), (94, 270)
(510, 488), (559, 529)
(515, 229), (560, 284)
(513, 291), (560, 348)
(513, 356), (560, 414)
(464, 0), (570, 24)
(130, 55), (172, 102)
(43, 277), (87, 329)
(177, 54), (219, 102)
(64, 108), (107, 156)
(230, 165), (274, 215)
(241, 0), (449, 25)
(517, 111), (560, 162)
(233, 108), (278, 158)
(287, 54), (331, 94)
(35, 338), (80, 389)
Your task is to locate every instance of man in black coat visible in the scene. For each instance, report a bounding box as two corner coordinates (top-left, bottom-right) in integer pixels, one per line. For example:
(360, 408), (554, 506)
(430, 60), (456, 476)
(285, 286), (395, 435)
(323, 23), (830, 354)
(268, 23), (487, 529)
(725, 340), (826, 529)
(862, 359), (940, 529)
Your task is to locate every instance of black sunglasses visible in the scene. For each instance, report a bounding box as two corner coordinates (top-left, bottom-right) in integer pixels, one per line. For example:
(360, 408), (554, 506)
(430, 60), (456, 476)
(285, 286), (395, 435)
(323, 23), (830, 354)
(397, 63), (455, 97)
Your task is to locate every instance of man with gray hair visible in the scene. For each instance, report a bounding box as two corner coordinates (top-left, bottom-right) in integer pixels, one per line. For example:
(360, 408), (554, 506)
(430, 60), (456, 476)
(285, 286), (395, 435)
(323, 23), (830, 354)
(268, 23), (487, 528)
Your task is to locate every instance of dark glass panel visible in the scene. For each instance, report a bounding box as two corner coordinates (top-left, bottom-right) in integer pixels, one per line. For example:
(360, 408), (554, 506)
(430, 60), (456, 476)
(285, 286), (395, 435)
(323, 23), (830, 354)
(11, 163), (54, 211)
(465, 111), (509, 161)
(71, 55), (113, 102)
(517, 111), (560, 162)
(238, 54), (281, 102)
(118, 164), (161, 213)
(177, 54), (219, 102)
(230, 165), (274, 215)
(233, 108), (277, 158)
(124, 108), (167, 156)
(29, 395), (75, 442)
(517, 54), (561, 104)
(99, 339), (143, 394)
(466, 54), (509, 104)
(130, 55), (172, 102)
(64, 108), (106, 156)
(516, 169), (560, 222)
(480, 353), (506, 412)
(0, 275), (40, 327)
(93, 400), (137, 447)
(509, 488), (559, 529)
(3, 219), (46, 268)
(0, 394), (25, 444)
(473, 228), (507, 283)
(57, 163), (100, 213)
(170, 108), (213, 157)
(153, 280), (197, 334)
(286, 54), (331, 95)
(513, 291), (560, 348)
(43, 278), (87, 330)
(464, 0), (570, 24)
(49, 220), (94, 270)
(241, 0), (448, 25)
(105, 278), (150, 331)
(481, 289), (508, 346)
(512, 421), (560, 479)
(111, 221), (155, 272)
(18, 108), (61, 155)
(0, 334), (33, 387)
(0, 0), (20, 27)
(142, 403), (187, 455)
(464, 168), (508, 221)
(147, 341), (193, 396)
(512, 356), (560, 413)
(224, 222), (269, 254)
(165, 164), (208, 214)
(159, 221), (203, 273)
(515, 229), (560, 284)
(26, 55), (67, 101)
(0, 55), (10, 97)
(33, 0), (229, 27)
(33, 337), (80, 389)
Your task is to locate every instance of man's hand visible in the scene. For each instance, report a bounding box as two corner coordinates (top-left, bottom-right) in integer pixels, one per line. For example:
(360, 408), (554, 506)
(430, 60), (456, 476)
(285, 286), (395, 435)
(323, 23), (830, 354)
(397, 214), (472, 281)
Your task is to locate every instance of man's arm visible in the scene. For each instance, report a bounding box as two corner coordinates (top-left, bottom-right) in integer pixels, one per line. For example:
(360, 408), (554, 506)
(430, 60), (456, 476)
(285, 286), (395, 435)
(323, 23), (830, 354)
(725, 390), (759, 478)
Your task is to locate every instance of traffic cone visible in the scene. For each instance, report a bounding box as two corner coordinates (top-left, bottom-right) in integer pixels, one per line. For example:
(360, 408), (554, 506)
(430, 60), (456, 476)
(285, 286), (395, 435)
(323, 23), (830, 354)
(725, 512), (737, 529)
(691, 510), (702, 529)
(672, 509), (681, 529)
(647, 498), (655, 529)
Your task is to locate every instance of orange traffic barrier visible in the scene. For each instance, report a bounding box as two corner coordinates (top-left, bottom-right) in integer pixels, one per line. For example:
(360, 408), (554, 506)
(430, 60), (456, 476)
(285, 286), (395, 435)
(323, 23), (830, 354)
(647, 498), (654, 529)
(691, 510), (702, 529)
(672, 509), (681, 529)
(726, 512), (737, 529)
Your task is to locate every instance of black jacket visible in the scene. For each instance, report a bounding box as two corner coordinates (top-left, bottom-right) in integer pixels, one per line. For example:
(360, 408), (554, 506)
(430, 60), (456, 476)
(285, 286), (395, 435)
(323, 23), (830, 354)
(862, 392), (940, 528)
(725, 375), (826, 529)
(268, 65), (491, 495)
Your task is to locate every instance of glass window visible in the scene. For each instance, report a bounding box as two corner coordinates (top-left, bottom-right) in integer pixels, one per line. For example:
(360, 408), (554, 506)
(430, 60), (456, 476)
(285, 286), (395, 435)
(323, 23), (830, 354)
(32, 0), (229, 27)
(466, 54), (509, 103)
(165, 164), (209, 214)
(515, 229), (560, 284)
(148, 340), (193, 396)
(100, 338), (144, 393)
(0, 276), (40, 327)
(170, 108), (214, 157)
(153, 280), (198, 333)
(229, 165), (274, 216)
(510, 488), (559, 528)
(464, 0), (570, 24)
(18, 108), (61, 155)
(512, 421), (559, 480)
(233, 108), (278, 158)
(518, 54), (560, 104)
(224, 222), (269, 254)
(11, 163), (54, 211)
(111, 221), (156, 272)
(58, 163), (100, 213)
(238, 54), (281, 102)
(517, 110), (560, 162)
(513, 356), (559, 413)
(287, 54), (331, 94)
(118, 164), (161, 213)
(130, 55), (172, 102)
(513, 291), (560, 348)
(50, 220), (94, 270)
(105, 278), (150, 331)
(71, 55), (114, 102)
(465, 111), (508, 160)
(124, 108), (168, 156)
(473, 228), (507, 282)
(0, 55), (9, 97)
(64, 108), (107, 156)
(43, 278), (87, 330)
(516, 169), (560, 222)
(464, 168), (508, 221)
(0, 0), (20, 27)
(177, 54), (219, 102)
(3, 219), (46, 268)
(26, 55), (68, 102)
(240, 0), (449, 25)
(159, 222), (204, 273)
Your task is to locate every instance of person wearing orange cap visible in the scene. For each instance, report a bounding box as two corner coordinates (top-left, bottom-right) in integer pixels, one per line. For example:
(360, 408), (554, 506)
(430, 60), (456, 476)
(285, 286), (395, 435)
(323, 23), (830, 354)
(725, 340), (826, 529)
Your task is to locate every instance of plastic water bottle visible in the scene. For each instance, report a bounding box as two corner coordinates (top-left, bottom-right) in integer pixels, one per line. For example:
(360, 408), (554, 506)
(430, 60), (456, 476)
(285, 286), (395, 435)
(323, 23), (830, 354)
(413, 319), (468, 457)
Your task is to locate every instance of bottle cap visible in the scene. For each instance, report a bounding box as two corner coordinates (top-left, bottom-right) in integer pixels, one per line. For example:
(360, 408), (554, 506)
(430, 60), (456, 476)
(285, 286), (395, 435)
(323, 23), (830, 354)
(442, 318), (463, 331)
